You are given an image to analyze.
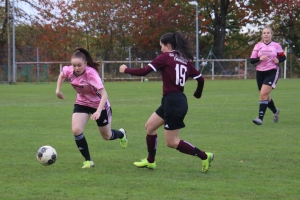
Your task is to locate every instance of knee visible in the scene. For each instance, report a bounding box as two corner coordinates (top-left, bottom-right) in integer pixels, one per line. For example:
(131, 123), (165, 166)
(145, 122), (152, 133)
(72, 127), (83, 136)
(102, 135), (110, 141)
(165, 140), (178, 149)
(260, 93), (269, 100)
(100, 130), (112, 140)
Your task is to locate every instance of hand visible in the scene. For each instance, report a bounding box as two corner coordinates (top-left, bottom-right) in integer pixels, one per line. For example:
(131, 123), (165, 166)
(194, 90), (202, 99)
(273, 57), (279, 64)
(91, 111), (101, 121)
(56, 91), (64, 99)
(260, 55), (268, 61)
(119, 64), (127, 73)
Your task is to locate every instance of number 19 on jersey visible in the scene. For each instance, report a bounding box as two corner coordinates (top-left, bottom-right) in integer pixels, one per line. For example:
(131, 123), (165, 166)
(175, 64), (187, 86)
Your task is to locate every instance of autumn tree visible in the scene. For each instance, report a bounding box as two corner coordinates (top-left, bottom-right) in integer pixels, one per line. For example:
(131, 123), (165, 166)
(33, 0), (83, 61)
(0, 0), (10, 65)
(119, 0), (194, 59)
(269, 0), (300, 56)
(196, 0), (275, 59)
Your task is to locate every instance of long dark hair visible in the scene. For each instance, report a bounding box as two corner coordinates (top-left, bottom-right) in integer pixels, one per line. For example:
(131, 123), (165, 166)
(72, 47), (99, 71)
(160, 31), (194, 60)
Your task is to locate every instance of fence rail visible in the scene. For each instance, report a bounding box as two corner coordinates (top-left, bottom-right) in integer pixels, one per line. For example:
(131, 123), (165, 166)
(1, 59), (258, 83)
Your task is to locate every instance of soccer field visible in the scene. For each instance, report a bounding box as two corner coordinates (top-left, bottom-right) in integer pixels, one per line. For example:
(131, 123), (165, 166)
(0, 79), (299, 200)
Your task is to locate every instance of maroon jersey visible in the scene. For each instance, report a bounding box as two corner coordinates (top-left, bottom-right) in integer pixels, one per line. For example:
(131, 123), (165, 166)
(125, 51), (204, 97)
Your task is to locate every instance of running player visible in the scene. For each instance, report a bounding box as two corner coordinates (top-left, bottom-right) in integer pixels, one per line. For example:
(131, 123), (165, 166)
(56, 47), (128, 168)
(250, 25), (286, 125)
(119, 32), (214, 172)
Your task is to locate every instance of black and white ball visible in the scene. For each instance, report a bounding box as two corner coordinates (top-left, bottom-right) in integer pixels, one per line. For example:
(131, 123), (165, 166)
(36, 146), (57, 166)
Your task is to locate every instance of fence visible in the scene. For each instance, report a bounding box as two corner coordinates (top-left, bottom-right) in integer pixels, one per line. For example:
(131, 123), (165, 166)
(0, 58), (288, 83)
(100, 59), (250, 82)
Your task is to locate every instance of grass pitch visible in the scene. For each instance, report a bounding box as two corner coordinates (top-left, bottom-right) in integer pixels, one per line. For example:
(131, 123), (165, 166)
(0, 79), (299, 200)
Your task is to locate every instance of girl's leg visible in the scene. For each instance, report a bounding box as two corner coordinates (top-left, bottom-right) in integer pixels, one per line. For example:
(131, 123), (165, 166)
(72, 113), (92, 163)
(98, 121), (128, 148)
(164, 129), (207, 160)
(133, 112), (164, 168)
(144, 112), (164, 162)
(164, 129), (214, 172)
(257, 84), (273, 121)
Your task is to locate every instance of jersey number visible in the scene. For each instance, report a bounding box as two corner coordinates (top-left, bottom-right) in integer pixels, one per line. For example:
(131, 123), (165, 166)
(175, 64), (187, 86)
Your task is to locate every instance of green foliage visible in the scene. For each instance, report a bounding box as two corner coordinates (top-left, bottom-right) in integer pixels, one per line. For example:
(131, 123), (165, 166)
(0, 80), (300, 199)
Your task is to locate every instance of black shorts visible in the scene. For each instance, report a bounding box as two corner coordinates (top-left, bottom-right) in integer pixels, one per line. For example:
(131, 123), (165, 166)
(155, 92), (188, 130)
(256, 69), (280, 91)
(73, 104), (112, 127)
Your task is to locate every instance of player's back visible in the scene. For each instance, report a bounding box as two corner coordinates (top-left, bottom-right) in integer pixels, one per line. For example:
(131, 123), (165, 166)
(152, 51), (200, 95)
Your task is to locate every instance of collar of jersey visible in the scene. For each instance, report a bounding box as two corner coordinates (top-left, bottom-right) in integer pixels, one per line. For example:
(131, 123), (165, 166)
(73, 70), (86, 77)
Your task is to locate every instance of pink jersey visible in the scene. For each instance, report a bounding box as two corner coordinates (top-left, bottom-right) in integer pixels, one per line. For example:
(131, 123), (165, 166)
(250, 41), (284, 71)
(62, 66), (110, 109)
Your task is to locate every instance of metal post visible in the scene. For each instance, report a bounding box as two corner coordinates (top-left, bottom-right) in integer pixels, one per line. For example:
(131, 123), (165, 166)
(238, 61), (240, 79)
(12, 0), (16, 83)
(37, 47), (40, 82)
(212, 61), (214, 80)
(290, 48), (292, 78)
(7, 0), (11, 83)
(129, 46), (132, 79)
(101, 62), (105, 83)
(189, 1), (199, 70)
(284, 47), (287, 79)
(244, 59), (247, 80)
(195, 4), (199, 70)
(141, 62), (144, 82)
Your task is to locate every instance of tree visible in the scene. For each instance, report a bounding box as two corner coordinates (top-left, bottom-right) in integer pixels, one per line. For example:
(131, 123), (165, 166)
(0, 0), (10, 65)
(269, 0), (300, 56)
(197, 0), (274, 59)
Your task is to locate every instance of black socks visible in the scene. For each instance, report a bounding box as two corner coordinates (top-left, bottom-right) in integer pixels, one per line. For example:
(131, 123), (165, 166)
(75, 133), (91, 161)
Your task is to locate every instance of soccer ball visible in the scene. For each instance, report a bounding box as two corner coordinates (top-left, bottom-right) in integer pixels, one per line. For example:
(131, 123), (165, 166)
(36, 145), (57, 166)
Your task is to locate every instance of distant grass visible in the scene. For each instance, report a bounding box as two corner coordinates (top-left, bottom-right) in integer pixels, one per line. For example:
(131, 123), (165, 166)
(0, 79), (299, 200)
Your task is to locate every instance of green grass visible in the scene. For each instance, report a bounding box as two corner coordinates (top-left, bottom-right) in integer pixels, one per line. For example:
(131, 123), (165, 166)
(0, 79), (299, 200)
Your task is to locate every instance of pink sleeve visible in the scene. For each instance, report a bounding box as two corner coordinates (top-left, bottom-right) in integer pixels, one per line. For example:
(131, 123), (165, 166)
(276, 43), (284, 54)
(87, 69), (104, 90)
(250, 44), (259, 58)
(62, 66), (73, 78)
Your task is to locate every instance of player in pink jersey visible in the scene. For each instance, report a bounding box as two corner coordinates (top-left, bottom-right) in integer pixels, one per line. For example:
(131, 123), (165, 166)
(55, 47), (128, 168)
(250, 26), (286, 125)
(119, 32), (214, 172)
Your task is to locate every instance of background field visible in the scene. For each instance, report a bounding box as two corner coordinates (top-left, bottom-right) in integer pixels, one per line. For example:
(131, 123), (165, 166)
(0, 79), (299, 200)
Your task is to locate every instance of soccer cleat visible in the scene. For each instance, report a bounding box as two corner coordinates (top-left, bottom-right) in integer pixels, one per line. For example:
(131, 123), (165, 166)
(82, 160), (94, 168)
(202, 152), (214, 173)
(253, 117), (263, 125)
(119, 128), (128, 148)
(133, 158), (156, 169)
(273, 108), (280, 123)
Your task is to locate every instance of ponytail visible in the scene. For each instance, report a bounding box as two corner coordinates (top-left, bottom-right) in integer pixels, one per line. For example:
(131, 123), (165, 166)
(72, 47), (99, 71)
(160, 31), (194, 61)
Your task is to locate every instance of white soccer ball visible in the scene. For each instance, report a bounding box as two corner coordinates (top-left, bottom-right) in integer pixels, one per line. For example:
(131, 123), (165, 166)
(36, 145), (57, 166)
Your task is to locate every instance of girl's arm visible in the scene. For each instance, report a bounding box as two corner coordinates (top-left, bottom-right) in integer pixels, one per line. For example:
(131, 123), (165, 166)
(194, 76), (205, 99)
(91, 87), (108, 120)
(119, 64), (153, 76)
(56, 72), (65, 99)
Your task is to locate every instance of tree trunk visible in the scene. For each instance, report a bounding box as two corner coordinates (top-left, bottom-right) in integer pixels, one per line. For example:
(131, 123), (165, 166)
(212, 0), (229, 59)
(0, 0), (9, 68)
